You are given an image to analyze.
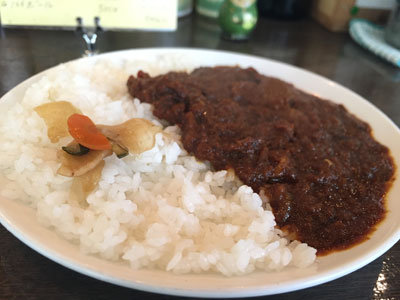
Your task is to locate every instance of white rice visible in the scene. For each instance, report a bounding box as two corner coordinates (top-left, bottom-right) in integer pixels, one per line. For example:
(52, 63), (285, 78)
(0, 56), (316, 276)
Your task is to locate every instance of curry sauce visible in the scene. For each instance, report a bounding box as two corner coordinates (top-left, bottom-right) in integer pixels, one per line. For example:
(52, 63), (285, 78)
(127, 66), (395, 254)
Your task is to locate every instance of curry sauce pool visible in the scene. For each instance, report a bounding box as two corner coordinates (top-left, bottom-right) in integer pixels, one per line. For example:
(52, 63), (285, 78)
(128, 66), (395, 254)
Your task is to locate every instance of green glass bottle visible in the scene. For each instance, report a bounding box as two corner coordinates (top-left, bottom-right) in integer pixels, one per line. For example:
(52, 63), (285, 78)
(218, 0), (258, 40)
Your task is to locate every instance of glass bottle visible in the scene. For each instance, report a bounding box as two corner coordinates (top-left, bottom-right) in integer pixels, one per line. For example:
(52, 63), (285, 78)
(218, 0), (258, 40)
(196, 0), (225, 18)
(178, 0), (193, 18)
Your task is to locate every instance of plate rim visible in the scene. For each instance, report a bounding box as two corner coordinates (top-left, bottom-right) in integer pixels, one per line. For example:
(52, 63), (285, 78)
(0, 47), (399, 298)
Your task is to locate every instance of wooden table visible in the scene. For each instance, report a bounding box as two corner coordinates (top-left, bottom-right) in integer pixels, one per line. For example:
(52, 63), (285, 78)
(0, 14), (399, 300)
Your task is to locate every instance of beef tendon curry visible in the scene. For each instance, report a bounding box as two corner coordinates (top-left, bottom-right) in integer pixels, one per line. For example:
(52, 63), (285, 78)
(127, 66), (395, 254)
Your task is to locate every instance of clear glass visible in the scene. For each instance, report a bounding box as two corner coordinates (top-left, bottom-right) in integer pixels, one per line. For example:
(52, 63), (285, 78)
(385, 0), (400, 49)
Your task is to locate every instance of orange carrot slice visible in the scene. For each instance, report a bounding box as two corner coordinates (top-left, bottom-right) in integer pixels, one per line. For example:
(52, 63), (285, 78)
(67, 114), (111, 150)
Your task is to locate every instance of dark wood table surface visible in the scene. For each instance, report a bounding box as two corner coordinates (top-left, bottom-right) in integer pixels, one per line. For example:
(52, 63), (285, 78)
(0, 13), (399, 300)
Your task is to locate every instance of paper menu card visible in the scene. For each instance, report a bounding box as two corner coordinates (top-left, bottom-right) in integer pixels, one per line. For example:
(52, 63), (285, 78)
(0, 0), (177, 30)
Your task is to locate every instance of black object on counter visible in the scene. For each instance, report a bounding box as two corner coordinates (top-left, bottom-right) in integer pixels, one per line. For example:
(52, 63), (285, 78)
(257, 0), (311, 20)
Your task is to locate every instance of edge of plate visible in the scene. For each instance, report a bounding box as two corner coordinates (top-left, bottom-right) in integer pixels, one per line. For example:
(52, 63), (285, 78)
(0, 47), (399, 298)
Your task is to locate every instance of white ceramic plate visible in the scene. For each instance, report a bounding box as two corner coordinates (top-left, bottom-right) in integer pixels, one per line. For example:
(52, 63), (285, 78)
(0, 48), (399, 298)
